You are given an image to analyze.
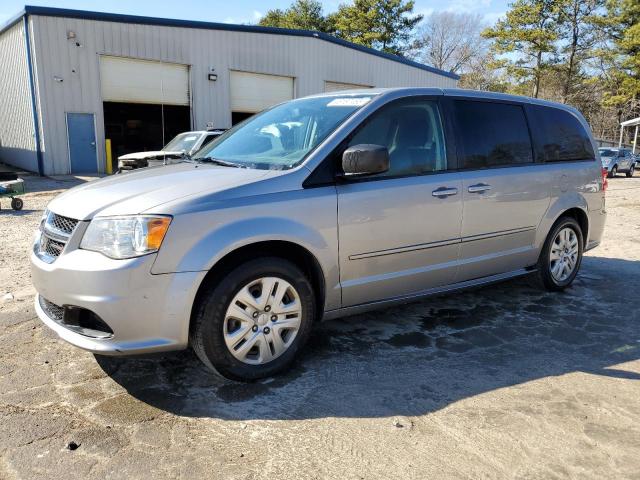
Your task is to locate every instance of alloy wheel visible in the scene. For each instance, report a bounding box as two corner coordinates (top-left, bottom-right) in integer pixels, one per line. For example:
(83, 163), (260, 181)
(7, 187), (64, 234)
(549, 227), (579, 283)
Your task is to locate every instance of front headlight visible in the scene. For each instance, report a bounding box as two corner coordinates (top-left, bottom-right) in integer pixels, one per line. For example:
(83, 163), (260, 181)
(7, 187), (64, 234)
(80, 215), (172, 259)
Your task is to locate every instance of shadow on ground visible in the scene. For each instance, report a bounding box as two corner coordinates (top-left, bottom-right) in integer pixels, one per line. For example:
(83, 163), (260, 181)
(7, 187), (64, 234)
(96, 256), (640, 420)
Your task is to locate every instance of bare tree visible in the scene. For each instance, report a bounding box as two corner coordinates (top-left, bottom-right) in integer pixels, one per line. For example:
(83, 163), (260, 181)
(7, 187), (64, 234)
(416, 12), (488, 74)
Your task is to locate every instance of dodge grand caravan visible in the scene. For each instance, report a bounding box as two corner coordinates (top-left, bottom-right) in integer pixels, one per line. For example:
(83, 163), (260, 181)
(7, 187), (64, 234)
(31, 88), (607, 381)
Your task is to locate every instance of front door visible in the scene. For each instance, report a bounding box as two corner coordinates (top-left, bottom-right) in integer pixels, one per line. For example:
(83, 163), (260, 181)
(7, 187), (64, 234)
(337, 97), (463, 307)
(66, 113), (97, 173)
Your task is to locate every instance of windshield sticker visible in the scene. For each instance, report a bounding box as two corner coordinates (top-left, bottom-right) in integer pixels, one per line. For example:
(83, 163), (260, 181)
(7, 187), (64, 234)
(327, 97), (371, 107)
(183, 135), (198, 141)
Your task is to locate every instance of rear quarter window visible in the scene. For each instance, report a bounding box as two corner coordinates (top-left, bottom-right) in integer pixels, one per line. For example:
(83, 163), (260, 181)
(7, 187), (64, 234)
(528, 105), (595, 162)
(453, 100), (533, 169)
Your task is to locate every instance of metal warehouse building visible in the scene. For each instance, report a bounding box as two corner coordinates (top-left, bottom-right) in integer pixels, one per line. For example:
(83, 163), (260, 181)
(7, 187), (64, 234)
(0, 6), (458, 175)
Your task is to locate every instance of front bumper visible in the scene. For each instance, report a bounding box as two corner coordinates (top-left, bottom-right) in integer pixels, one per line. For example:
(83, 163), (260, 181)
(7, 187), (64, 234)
(31, 248), (206, 355)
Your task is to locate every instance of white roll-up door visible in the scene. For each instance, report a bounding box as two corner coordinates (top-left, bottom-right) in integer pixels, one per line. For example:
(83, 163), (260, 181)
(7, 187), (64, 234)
(324, 81), (373, 92)
(230, 71), (294, 113)
(100, 56), (190, 105)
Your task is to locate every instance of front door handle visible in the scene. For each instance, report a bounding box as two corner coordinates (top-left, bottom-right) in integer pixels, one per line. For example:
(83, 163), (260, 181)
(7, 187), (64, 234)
(468, 183), (492, 193)
(432, 187), (458, 198)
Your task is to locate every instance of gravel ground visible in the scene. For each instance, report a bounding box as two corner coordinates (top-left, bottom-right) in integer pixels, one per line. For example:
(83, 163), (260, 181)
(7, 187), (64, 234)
(1, 174), (639, 479)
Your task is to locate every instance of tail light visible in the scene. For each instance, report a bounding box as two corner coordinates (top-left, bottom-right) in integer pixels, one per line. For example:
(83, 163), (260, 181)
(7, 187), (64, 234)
(601, 167), (608, 192)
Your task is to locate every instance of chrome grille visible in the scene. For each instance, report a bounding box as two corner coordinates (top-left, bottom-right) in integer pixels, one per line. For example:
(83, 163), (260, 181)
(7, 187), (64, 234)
(39, 296), (64, 322)
(35, 210), (79, 263)
(41, 236), (65, 257)
(47, 213), (78, 236)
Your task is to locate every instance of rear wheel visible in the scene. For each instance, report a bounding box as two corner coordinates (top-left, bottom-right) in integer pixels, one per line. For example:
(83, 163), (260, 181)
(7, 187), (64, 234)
(190, 257), (316, 381)
(626, 164), (635, 177)
(535, 217), (583, 291)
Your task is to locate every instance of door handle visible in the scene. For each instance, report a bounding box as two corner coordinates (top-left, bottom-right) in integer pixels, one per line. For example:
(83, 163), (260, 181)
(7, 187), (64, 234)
(432, 187), (458, 198)
(468, 183), (491, 193)
(90, 141), (96, 146)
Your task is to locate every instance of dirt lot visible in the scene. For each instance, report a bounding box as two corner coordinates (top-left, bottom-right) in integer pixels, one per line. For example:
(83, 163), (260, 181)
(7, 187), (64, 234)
(1, 174), (639, 479)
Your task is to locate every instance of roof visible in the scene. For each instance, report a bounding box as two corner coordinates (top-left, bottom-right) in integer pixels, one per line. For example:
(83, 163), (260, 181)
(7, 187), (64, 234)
(306, 87), (582, 112)
(1, 5), (459, 81)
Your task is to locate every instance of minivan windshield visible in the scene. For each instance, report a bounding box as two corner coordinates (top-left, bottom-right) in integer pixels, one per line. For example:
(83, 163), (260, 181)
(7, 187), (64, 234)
(163, 132), (201, 152)
(192, 95), (373, 170)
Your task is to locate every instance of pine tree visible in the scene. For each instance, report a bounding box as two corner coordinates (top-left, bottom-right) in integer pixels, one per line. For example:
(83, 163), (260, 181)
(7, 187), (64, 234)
(483, 0), (562, 98)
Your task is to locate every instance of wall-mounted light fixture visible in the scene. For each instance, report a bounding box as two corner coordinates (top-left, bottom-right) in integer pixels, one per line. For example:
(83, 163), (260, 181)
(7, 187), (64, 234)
(208, 73), (218, 82)
(53, 76), (63, 83)
(66, 30), (76, 40)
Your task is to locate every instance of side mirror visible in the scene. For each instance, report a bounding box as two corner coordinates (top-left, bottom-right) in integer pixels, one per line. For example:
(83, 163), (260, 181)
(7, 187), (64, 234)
(341, 144), (389, 177)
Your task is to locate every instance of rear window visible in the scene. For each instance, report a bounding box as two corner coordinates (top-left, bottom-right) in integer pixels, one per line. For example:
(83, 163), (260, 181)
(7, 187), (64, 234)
(528, 105), (595, 162)
(599, 148), (617, 157)
(453, 100), (533, 169)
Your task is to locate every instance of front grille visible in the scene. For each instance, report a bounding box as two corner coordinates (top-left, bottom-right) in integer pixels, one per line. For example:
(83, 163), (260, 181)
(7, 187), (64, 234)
(39, 296), (64, 322)
(35, 211), (79, 262)
(48, 213), (78, 235)
(41, 236), (65, 257)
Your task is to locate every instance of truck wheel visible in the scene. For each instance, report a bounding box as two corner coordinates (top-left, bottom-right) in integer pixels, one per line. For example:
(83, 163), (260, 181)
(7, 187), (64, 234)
(535, 216), (583, 291)
(190, 257), (316, 381)
(11, 198), (23, 210)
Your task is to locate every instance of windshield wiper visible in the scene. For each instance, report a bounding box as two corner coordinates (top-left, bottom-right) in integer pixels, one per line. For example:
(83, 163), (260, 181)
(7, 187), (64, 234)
(197, 157), (246, 168)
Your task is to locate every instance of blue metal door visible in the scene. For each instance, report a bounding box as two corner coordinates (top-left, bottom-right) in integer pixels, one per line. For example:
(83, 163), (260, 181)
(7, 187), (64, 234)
(66, 113), (97, 173)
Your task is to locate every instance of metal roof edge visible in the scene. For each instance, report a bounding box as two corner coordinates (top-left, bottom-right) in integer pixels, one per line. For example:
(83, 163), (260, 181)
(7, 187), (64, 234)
(18, 5), (459, 80)
(0, 9), (26, 36)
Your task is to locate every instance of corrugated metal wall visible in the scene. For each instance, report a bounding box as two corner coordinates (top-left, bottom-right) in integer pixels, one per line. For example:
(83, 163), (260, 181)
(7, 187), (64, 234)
(0, 21), (38, 172)
(30, 15), (457, 175)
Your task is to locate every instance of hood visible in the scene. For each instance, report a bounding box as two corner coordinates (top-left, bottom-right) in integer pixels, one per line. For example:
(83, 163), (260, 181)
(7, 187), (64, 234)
(47, 163), (273, 220)
(118, 150), (183, 160)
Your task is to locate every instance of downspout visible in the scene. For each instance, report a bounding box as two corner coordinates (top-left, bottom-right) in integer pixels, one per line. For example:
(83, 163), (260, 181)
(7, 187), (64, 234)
(23, 14), (44, 176)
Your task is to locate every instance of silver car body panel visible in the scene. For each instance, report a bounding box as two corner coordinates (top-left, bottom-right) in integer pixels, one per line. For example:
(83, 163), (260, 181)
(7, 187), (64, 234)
(30, 87), (607, 355)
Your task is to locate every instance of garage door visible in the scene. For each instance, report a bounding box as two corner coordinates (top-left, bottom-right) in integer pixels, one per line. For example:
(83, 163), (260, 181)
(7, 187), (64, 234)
(100, 56), (190, 105)
(230, 71), (294, 113)
(325, 81), (373, 92)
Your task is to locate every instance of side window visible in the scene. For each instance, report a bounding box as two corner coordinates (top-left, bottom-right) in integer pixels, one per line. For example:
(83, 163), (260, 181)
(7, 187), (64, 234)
(347, 99), (447, 177)
(528, 105), (595, 162)
(453, 100), (533, 169)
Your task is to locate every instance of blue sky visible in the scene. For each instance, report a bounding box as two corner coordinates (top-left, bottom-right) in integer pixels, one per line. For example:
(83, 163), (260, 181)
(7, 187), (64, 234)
(1, 0), (508, 28)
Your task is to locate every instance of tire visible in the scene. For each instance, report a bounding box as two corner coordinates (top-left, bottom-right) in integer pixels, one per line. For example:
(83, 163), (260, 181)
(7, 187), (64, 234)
(608, 165), (617, 178)
(626, 164), (635, 178)
(534, 216), (583, 291)
(11, 197), (23, 210)
(190, 257), (316, 381)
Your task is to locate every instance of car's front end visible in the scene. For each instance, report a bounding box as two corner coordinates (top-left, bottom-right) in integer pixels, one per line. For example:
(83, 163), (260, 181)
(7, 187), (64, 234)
(29, 162), (276, 355)
(31, 208), (206, 354)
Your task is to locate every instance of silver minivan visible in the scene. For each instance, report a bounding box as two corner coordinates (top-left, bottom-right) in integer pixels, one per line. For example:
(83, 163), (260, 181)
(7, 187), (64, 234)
(31, 88), (607, 381)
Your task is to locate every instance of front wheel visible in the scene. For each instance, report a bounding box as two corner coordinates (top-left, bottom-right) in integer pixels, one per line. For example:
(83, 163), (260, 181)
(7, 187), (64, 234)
(190, 257), (316, 381)
(535, 217), (583, 291)
(608, 165), (617, 178)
